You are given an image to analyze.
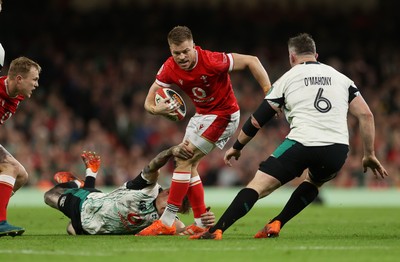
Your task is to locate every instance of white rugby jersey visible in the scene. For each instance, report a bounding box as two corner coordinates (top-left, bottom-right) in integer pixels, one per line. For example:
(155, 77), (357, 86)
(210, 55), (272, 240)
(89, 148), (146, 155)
(80, 182), (161, 235)
(266, 61), (360, 146)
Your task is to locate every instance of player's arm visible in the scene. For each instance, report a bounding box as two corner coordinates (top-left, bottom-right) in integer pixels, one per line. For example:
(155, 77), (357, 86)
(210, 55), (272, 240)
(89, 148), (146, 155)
(144, 81), (178, 116)
(144, 81), (162, 114)
(127, 142), (194, 189)
(349, 95), (388, 179)
(231, 53), (271, 94)
(224, 99), (278, 166)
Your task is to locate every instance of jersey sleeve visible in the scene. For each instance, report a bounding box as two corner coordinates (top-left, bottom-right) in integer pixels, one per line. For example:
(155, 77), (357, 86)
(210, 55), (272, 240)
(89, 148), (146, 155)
(155, 61), (173, 87)
(125, 171), (151, 190)
(265, 75), (286, 108)
(203, 50), (233, 74)
(348, 82), (360, 103)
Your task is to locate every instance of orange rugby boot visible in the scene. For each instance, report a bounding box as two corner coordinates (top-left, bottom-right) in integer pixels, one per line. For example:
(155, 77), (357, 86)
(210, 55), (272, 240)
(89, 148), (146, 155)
(189, 229), (222, 240)
(136, 220), (176, 236)
(254, 220), (281, 238)
(53, 172), (84, 187)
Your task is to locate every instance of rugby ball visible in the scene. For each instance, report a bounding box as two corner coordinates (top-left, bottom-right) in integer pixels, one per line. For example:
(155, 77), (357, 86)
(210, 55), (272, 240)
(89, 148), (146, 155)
(154, 88), (186, 121)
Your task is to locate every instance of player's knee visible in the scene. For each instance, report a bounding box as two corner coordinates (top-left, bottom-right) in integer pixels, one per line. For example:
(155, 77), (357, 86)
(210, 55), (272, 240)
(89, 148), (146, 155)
(17, 167), (29, 185)
(1, 161), (28, 181)
(249, 171), (281, 198)
(43, 191), (53, 206)
(43, 188), (60, 208)
(174, 156), (193, 169)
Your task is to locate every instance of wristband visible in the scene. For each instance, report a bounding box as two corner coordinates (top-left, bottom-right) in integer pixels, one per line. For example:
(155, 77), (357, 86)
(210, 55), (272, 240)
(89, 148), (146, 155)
(233, 140), (245, 150)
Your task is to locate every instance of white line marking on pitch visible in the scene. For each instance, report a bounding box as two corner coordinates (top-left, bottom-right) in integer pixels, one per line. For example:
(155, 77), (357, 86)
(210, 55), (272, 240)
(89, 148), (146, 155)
(277, 246), (393, 251)
(0, 249), (110, 256)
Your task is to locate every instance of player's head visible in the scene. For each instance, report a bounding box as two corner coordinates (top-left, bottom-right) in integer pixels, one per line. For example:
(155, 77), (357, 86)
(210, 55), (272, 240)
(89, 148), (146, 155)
(288, 33), (318, 66)
(7, 56), (41, 98)
(155, 188), (190, 215)
(167, 26), (196, 71)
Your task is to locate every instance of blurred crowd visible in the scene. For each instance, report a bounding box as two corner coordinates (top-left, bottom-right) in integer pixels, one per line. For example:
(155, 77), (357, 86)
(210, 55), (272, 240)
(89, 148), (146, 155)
(0, 0), (399, 189)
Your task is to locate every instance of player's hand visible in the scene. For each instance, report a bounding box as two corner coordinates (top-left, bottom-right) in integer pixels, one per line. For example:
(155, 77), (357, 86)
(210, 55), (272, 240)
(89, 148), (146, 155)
(224, 147), (241, 167)
(81, 151), (101, 173)
(172, 140), (194, 160)
(200, 207), (215, 227)
(154, 97), (180, 117)
(362, 155), (388, 179)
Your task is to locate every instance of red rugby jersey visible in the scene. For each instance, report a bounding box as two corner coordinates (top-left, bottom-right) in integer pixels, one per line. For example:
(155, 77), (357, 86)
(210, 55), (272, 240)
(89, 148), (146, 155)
(0, 76), (24, 125)
(155, 46), (239, 115)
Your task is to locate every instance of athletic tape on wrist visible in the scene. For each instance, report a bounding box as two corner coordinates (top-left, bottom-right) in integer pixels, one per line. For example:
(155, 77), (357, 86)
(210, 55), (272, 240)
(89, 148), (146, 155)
(86, 168), (97, 177)
(233, 140), (245, 150)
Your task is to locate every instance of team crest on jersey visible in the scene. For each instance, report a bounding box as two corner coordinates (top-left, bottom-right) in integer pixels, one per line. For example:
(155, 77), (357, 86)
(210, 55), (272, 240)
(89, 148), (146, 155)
(138, 200), (146, 211)
(59, 196), (66, 207)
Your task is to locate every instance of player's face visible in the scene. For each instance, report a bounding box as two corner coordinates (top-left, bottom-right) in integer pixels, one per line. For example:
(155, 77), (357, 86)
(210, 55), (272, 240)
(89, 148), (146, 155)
(170, 40), (196, 71)
(17, 67), (39, 98)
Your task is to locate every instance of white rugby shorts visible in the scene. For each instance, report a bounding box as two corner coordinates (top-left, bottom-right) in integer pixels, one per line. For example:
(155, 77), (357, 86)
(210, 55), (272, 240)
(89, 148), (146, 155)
(184, 110), (240, 154)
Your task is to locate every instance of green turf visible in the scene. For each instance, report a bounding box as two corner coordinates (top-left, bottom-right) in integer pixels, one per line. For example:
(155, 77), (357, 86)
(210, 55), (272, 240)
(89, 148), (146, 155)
(1, 205), (399, 262)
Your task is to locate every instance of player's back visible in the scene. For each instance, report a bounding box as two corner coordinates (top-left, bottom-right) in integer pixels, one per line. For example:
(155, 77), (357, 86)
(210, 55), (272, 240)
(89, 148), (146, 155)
(80, 185), (160, 234)
(275, 62), (354, 146)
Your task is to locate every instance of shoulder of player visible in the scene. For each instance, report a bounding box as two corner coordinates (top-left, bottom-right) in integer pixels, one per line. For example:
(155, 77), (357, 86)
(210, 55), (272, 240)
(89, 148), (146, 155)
(197, 46), (227, 59)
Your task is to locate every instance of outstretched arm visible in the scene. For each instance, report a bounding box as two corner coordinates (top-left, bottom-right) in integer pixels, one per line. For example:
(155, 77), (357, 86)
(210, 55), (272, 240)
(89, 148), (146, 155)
(224, 100), (278, 166)
(146, 142), (194, 173)
(126, 142), (193, 189)
(349, 96), (388, 179)
(231, 53), (271, 94)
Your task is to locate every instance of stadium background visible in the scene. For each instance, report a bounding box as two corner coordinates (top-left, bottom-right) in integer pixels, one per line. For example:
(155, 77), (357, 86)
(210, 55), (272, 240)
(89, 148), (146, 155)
(0, 0), (399, 192)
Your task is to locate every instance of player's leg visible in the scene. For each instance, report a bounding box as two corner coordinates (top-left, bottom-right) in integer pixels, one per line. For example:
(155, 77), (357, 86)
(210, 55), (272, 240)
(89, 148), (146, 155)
(186, 160), (207, 221)
(57, 188), (95, 235)
(54, 172), (84, 188)
(255, 143), (349, 238)
(136, 116), (205, 236)
(186, 112), (239, 231)
(44, 185), (68, 209)
(53, 151), (101, 189)
(162, 152), (196, 224)
(0, 146), (26, 237)
(190, 171), (280, 240)
(80, 151), (101, 188)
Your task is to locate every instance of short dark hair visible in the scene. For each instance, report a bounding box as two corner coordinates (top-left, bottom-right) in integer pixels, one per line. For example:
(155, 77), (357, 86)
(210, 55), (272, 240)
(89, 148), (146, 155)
(167, 26), (193, 46)
(288, 33), (316, 55)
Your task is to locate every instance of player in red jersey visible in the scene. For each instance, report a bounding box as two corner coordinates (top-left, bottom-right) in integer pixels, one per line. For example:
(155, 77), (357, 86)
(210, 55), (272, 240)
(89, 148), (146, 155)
(0, 56), (41, 237)
(138, 25), (271, 236)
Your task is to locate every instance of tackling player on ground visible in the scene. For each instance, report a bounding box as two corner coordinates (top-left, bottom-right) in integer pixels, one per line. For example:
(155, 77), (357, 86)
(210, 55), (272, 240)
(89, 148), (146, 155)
(139, 25), (271, 236)
(44, 142), (215, 235)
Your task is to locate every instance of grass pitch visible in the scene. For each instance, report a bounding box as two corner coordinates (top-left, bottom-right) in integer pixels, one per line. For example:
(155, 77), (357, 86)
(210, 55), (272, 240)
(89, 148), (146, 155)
(1, 205), (399, 262)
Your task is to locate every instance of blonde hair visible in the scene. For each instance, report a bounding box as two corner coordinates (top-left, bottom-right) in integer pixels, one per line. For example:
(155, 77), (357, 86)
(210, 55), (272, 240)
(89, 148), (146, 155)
(8, 56), (41, 78)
